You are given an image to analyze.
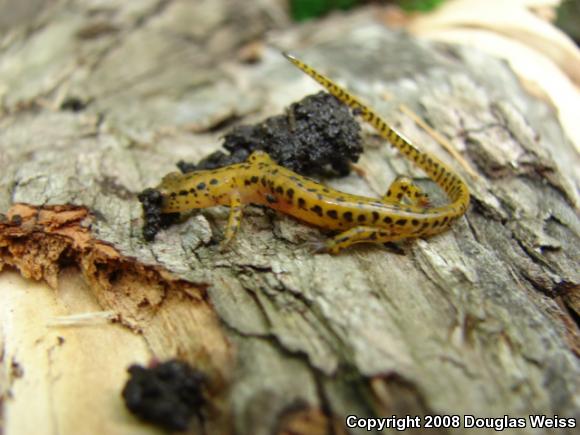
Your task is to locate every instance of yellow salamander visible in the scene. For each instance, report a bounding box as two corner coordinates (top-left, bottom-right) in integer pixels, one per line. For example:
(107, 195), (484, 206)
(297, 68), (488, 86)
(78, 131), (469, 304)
(155, 53), (470, 254)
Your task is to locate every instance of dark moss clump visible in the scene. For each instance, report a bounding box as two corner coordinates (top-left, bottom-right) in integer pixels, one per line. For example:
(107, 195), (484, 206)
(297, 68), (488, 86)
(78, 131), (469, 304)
(137, 188), (179, 241)
(122, 360), (207, 431)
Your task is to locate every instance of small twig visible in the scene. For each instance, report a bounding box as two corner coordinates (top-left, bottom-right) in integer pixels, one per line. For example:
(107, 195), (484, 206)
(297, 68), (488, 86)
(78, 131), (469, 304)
(399, 104), (479, 179)
(47, 310), (117, 327)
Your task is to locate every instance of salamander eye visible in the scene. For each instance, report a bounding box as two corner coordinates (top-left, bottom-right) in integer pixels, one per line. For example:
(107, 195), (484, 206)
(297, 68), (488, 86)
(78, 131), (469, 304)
(248, 150), (271, 163)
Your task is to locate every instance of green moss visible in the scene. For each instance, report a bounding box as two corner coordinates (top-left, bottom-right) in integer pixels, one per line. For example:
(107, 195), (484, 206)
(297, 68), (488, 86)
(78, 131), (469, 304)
(400, 0), (445, 12)
(290, 0), (446, 22)
(556, 0), (580, 44)
(291, 0), (358, 22)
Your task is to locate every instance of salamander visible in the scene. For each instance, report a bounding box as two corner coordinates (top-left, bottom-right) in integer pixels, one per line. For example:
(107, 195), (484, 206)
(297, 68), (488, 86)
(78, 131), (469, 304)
(154, 53), (470, 254)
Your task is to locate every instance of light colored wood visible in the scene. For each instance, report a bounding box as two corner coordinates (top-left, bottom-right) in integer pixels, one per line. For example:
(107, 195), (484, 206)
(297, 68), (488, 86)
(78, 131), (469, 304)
(0, 270), (158, 435)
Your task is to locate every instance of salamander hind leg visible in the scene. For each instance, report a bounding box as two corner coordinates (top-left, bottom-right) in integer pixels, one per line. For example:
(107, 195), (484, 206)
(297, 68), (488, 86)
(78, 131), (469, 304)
(382, 175), (431, 208)
(221, 193), (243, 250)
(313, 226), (408, 255)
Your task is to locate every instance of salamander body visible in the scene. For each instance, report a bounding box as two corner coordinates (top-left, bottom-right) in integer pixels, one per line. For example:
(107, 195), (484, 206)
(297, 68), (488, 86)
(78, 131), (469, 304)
(155, 54), (470, 254)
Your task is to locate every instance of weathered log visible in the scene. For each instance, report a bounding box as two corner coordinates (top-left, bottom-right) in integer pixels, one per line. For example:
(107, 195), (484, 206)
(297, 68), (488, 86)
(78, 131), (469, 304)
(1, 2), (578, 434)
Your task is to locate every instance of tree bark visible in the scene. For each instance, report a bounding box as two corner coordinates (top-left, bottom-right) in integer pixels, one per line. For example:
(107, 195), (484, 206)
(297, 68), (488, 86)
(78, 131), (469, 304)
(1, 1), (578, 435)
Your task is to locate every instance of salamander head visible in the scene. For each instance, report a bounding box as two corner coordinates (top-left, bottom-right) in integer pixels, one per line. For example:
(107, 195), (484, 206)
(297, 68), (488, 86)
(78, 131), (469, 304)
(158, 171), (184, 191)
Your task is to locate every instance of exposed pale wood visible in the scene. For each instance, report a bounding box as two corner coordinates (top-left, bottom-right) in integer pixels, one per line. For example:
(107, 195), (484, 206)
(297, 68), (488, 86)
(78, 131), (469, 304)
(1, 1), (579, 435)
(0, 270), (158, 435)
(408, 0), (580, 85)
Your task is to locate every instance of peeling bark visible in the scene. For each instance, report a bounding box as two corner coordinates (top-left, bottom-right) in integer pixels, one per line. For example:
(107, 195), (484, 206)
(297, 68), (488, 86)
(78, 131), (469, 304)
(0, 1), (579, 435)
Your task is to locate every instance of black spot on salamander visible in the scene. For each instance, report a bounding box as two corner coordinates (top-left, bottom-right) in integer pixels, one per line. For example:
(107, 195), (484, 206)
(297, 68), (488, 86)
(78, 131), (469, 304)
(372, 211), (379, 222)
(197, 182), (206, 190)
(336, 197), (345, 202)
(286, 188), (294, 199)
(244, 179), (251, 186)
(421, 222), (429, 230)
(310, 205), (323, 216)
(357, 214), (366, 223)
(322, 188), (330, 193)
(411, 219), (419, 226)
(343, 211), (353, 222)
(261, 177), (267, 187)
(179, 190), (188, 196)
(307, 188), (317, 193)
(251, 176), (259, 184)
(369, 232), (377, 240)
(276, 186), (284, 195)
(432, 220), (440, 227)
(271, 169), (279, 175)
(266, 194), (277, 204)
(298, 198), (306, 209)
(210, 178), (218, 185)
(396, 219), (407, 226)
(442, 216), (449, 224)
(327, 210), (338, 219)
(170, 192), (177, 198)
(387, 189), (392, 197)
(397, 192), (403, 200)
(383, 216), (392, 224)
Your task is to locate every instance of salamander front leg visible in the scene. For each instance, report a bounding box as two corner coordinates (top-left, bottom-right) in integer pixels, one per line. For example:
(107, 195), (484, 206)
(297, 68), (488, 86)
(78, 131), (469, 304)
(221, 194), (243, 250)
(314, 226), (407, 255)
(382, 175), (430, 207)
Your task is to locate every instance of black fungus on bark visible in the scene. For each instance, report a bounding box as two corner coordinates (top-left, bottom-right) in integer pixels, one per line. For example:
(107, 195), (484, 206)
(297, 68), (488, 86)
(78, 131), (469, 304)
(178, 92), (362, 176)
(137, 188), (180, 241)
(122, 359), (207, 432)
